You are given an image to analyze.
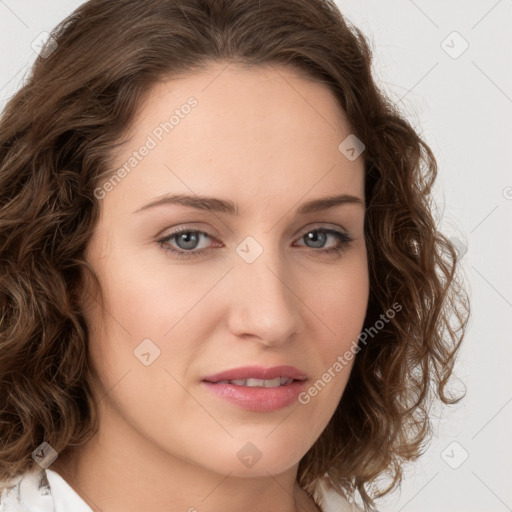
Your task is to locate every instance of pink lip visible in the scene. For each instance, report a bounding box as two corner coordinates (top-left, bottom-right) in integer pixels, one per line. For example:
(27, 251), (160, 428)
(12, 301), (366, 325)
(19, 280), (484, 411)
(201, 365), (308, 412)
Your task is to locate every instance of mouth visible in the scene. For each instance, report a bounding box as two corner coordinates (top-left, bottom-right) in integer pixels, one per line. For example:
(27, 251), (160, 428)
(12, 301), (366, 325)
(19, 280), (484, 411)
(201, 365), (308, 412)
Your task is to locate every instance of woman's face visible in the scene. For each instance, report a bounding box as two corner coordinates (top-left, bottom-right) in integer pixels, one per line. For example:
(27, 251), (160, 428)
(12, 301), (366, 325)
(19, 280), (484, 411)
(82, 62), (369, 478)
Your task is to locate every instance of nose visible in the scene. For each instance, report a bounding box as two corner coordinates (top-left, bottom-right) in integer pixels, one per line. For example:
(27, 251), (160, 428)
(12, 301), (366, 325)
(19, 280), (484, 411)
(226, 244), (302, 347)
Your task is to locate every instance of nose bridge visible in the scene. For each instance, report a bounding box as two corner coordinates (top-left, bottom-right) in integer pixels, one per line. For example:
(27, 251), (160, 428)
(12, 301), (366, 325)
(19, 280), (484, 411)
(227, 238), (301, 344)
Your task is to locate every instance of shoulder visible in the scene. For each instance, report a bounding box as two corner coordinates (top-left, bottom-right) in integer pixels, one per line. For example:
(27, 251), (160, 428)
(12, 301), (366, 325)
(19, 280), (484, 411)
(0, 465), (91, 512)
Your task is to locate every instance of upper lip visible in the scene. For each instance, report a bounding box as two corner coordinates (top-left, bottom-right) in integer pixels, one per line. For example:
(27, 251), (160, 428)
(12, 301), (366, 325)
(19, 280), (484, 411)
(203, 365), (308, 383)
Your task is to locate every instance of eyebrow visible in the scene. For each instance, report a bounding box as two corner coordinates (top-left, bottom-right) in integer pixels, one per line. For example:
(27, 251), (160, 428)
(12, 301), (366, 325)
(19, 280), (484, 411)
(132, 193), (365, 215)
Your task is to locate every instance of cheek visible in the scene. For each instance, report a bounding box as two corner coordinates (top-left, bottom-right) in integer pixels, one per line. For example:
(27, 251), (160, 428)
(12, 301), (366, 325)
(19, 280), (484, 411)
(295, 266), (368, 438)
(95, 249), (207, 335)
(314, 253), (369, 353)
(83, 255), (215, 393)
(298, 253), (368, 421)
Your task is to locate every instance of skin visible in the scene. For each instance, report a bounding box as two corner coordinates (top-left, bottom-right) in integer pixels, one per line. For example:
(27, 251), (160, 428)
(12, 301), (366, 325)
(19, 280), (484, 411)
(52, 61), (369, 512)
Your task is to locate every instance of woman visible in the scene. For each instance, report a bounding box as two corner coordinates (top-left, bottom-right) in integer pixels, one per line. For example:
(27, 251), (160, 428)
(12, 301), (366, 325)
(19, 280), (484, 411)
(0, 1), (469, 511)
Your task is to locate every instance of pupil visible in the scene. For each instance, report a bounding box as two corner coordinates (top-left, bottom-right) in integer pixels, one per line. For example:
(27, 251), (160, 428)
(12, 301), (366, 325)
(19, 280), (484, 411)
(177, 232), (199, 250)
(306, 231), (326, 248)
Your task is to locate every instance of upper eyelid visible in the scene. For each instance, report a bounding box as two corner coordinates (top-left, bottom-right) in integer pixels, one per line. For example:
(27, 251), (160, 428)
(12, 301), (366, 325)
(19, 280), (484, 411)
(163, 224), (347, 237)
(162, 221), (350, 238)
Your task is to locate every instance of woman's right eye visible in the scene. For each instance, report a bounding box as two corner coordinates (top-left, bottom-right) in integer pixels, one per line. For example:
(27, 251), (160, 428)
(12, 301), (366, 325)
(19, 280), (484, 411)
(157, 229), (219, 259)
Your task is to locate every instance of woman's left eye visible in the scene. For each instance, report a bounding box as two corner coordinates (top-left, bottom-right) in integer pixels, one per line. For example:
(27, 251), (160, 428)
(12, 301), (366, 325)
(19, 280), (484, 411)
(157, 227), (353, 259)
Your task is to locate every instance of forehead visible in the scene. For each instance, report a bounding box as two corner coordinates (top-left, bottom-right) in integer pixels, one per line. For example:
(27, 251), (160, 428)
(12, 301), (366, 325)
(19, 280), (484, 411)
(104, 62), (364, 213)
(132, 61), (353, 143)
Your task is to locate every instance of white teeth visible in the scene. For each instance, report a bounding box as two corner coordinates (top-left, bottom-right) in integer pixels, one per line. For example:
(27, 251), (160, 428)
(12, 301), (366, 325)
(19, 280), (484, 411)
(247, 378), (267, 387)
(223, 377), (293, 387)
(264, 378), (283, 388)
(231, 379), (249, 386)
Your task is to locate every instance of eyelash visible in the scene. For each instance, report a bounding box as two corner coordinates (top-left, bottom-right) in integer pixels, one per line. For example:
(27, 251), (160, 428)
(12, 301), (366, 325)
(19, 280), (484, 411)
(157, 226), (354, 260)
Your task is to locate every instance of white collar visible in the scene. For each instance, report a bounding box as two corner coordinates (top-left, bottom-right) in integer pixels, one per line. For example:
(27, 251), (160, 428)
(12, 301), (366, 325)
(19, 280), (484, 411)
(1, 466), (362, 512)
(0, 465), (92, 512)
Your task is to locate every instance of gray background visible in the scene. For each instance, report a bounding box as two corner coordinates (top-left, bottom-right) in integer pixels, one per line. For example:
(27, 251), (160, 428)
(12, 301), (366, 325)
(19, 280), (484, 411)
(1, 1), (511, 510)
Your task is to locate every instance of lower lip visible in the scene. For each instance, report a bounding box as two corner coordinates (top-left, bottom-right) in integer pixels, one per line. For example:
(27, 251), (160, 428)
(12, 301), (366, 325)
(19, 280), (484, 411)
(201, 380), (307, 412)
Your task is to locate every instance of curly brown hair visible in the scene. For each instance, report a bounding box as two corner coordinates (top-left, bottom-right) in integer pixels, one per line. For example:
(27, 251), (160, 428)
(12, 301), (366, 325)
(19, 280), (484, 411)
(0, 0), (469, 509)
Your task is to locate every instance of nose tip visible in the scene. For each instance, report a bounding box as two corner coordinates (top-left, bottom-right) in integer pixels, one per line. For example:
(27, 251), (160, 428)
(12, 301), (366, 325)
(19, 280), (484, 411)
(226, 259), (302, 346)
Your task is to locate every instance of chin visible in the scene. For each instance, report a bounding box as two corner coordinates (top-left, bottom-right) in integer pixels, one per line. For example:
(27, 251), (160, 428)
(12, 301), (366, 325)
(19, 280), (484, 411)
(206, 439), (306, 478)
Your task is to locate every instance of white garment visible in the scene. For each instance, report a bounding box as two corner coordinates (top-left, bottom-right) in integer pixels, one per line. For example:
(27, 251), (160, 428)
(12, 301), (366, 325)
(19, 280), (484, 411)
(0, 465), (92, 512)
(0, 465), (363, 512)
